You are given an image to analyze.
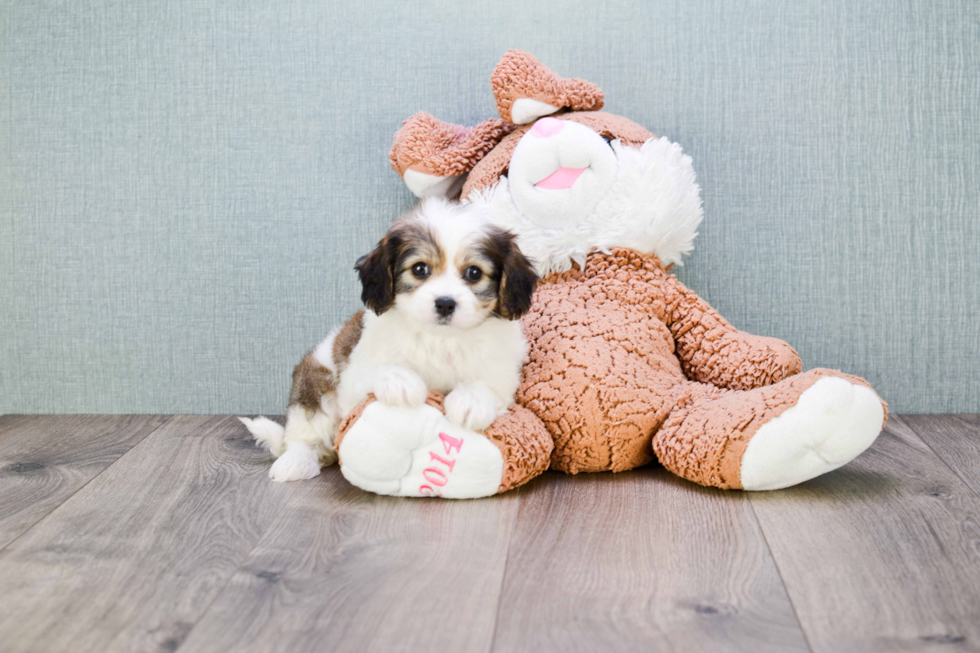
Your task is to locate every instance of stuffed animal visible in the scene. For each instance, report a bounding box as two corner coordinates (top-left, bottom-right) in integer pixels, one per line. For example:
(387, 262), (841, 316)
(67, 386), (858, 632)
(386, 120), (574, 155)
(334, 50), (887, 498)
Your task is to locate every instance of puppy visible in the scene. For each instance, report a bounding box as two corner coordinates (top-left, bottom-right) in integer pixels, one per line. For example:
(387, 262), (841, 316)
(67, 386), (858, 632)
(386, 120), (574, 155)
(241, 197), (537, 482)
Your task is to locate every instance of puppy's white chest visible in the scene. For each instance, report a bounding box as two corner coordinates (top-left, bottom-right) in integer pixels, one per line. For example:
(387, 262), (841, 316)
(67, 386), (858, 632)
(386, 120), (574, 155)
(340, 312), (522, 411)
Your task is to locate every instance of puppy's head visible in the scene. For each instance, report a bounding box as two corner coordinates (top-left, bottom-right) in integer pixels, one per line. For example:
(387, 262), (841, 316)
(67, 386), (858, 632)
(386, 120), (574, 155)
(355, 198), (537, 329)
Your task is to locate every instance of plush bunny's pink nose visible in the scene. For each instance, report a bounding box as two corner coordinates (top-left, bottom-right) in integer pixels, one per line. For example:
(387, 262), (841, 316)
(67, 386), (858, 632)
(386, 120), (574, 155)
(530, 117), (564, 138)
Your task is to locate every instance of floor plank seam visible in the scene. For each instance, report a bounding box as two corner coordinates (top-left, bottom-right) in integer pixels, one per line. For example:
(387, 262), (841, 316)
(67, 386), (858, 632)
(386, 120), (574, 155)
(0, 415), (177, 555)
(486, 486), (523, 653)
(903, 415), (980, 502)
(746, 497), (815, 653)
(173, 468), (301, 652)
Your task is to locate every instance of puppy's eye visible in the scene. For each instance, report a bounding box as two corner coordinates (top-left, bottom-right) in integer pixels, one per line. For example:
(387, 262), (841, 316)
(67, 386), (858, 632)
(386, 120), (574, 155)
(411, 262), (431, 279)
(463, 266), (483, 283)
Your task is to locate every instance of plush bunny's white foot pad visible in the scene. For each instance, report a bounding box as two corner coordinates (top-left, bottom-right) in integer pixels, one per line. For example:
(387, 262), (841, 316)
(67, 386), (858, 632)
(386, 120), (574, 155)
(739, 377), (885, 491)
(338, 402), (504, 499)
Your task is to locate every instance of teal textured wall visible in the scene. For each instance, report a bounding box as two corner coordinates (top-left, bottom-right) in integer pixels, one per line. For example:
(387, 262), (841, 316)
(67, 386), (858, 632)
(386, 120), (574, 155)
(2, 0), (978, 414)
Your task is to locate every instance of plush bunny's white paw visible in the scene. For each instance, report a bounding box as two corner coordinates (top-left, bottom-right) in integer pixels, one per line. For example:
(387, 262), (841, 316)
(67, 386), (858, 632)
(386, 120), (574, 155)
(373, 366), (428, 408)
(444, 382), (499, 432)
(269, 442), (321, 482)
(739, 377), (884, 491)
(338, 402), (504, 499)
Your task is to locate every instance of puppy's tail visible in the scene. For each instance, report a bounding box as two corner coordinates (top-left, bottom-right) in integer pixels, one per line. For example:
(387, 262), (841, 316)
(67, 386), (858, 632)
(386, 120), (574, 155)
(238, 416), (287, 457)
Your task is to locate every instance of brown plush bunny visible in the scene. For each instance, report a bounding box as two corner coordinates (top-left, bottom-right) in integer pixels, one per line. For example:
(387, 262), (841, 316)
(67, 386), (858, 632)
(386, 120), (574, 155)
(333, 50), (886, 498)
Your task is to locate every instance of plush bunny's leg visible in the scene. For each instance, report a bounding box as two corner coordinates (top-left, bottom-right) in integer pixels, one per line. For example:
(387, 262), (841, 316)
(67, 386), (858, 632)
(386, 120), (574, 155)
(654, 369), (887, 490)
(334, 393), (552, 498)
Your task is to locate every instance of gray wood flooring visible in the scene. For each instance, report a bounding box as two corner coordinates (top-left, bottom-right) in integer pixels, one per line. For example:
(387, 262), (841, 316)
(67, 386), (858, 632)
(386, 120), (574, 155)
(0, 414), (977, 652)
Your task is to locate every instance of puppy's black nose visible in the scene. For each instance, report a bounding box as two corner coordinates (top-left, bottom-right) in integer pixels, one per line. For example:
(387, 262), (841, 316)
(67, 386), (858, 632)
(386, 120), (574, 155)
(435, 297), (456, 318)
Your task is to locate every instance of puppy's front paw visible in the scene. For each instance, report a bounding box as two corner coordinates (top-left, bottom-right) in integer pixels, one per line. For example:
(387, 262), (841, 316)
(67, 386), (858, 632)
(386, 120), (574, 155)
(373, 366), (427, 408)
(445, 383), (499, 432)
(269, 444), (321, 482)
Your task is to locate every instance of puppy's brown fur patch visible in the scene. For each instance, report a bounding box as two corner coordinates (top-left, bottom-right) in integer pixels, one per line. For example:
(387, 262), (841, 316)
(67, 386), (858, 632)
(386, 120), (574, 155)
(478, 226), (538, 319)
(331, 310), (365, 373)
(355, 221), (445, 314)
(393, 223), (445, 295)
(289, 311), (364, 413)
(289, 354), (335, 413)
(452, 244), (500, 314)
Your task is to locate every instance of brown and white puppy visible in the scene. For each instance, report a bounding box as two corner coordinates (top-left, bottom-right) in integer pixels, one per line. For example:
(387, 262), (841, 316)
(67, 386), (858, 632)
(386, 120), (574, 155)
(241, 197), (537, 482)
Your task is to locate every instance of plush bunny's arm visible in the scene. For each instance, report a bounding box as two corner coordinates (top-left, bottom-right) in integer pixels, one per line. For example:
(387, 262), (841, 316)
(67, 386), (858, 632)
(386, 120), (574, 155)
(660, 274), (802, 391)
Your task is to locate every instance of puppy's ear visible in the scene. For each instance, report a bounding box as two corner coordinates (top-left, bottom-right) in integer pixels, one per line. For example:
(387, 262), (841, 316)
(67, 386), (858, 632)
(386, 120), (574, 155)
(354, 233), (400, 315)
(488, 228), (537, 320)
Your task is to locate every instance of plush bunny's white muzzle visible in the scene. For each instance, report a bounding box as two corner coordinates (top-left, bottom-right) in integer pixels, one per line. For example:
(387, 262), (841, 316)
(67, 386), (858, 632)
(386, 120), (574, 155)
(506, 118), (618, 229)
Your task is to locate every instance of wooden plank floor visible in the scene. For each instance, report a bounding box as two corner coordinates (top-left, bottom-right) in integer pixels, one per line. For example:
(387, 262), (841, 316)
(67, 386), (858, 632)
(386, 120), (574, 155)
(0, 415), (977, 653)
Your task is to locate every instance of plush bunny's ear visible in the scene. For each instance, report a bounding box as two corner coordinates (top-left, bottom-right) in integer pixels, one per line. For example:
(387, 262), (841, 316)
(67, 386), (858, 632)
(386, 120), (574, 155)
(491, 50), (605, 125)
(389, 113), (515, 199)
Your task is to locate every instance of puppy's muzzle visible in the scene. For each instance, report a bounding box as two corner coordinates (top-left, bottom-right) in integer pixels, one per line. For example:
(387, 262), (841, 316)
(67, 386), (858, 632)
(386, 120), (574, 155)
(434, 296), (456, 318)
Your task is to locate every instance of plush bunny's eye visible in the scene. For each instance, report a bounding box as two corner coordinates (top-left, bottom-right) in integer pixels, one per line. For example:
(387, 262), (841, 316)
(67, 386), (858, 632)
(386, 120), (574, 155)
(411, 262), (431, 279)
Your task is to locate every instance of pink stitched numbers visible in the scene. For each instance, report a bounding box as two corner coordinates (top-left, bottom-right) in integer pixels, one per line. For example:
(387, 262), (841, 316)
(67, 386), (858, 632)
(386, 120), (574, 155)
(419, 432), (464, 497)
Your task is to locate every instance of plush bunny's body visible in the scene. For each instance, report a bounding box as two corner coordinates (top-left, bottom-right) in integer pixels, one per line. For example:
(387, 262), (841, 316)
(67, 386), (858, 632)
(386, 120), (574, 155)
(335, 51), (886, 498)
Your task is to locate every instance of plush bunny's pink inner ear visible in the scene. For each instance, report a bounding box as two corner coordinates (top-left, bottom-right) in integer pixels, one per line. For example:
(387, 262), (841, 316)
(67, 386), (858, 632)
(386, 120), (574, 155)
(389, 113), (516, 198)
(491, 50), (605, 125)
